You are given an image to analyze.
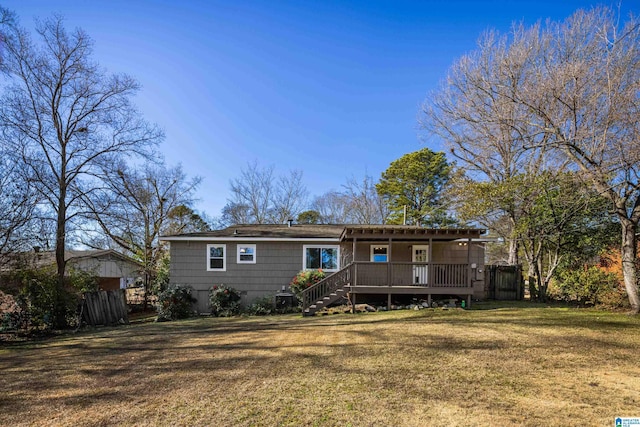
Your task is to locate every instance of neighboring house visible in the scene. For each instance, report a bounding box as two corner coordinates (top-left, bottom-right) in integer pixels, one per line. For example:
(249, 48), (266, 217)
(160, 223), (487, 315)
(3, 249), (142, 291)
(65, 250), (143, 291)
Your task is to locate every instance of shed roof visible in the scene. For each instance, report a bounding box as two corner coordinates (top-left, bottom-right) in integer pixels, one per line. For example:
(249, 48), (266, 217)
(0, 249), (142, 271)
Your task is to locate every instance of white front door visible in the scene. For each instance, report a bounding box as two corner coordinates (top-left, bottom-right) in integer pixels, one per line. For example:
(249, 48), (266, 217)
(412, 245), (429, 285)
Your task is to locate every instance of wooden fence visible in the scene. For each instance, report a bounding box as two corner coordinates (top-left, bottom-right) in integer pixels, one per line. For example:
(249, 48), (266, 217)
(82, 289), (129, 327)
(485, 265), (524, 300)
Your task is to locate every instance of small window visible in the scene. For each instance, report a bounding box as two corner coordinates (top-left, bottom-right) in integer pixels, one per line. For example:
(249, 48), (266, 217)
(370, 245), (388, 262)
(303, 245), (339, 272)
(237, 244), (256, 264)
(207, 244), (226, 271)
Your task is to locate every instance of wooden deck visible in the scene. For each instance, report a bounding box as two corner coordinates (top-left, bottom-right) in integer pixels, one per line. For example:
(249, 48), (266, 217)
(302, 261), (475, 315)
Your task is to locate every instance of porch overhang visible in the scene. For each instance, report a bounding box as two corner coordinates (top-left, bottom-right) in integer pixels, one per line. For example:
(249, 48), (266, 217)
(340, 226), (485, 242)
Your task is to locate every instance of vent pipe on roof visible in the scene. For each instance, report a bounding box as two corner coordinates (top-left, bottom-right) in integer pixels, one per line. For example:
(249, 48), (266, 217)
(287, 219), (293, 227)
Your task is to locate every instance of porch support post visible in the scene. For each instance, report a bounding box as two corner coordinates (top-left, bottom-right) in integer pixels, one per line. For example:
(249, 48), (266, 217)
(352, 238), (358, 290)
(428, 238), (433, 287)
(351, 292), (356, 314)
(387, 237), (393, 311)
(467, 237), (472, 307)
(353, 260), (358, 287)
(387, 237), (393, 286)
(352, 237), (357, 264)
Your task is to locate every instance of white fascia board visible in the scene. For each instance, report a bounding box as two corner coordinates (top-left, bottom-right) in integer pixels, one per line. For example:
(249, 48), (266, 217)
(159, 236), (341, 242)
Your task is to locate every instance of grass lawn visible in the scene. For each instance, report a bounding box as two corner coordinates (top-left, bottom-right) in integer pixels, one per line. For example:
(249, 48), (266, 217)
(1, 302), (639, 426)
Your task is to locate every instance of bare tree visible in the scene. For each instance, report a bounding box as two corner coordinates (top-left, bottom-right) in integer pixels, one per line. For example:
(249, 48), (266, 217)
(423, 23), (551, 263)
(223, 161), (307, 225)
(269, 169), (308, 223)
(310, 191), (351, 224)
(228, 161), (274, 224)
(528, 7), (640, 312)
(423, 6), (640, 311)
(220, 202), (252, 226)
(344, 174), (389, 224)
(0, 154), (37, 259)
(86, 161), (200, 305)
(309, 175), (389, 225)
(0, 15), (162, 324)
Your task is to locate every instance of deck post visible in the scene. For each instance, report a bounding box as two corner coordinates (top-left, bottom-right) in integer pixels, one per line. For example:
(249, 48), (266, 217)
(387, 293), (391, 311)
(351, 292), (356, 314)
(352, 237), (357, 263)
(467, 237), (472, 307)
(353, 262), (358, 287)
(428, 238), (433, 287)
(387, 237), (392, 287)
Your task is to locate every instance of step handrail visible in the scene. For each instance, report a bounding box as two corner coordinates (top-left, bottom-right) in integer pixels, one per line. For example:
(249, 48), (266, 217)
(301, 263), (353, 311)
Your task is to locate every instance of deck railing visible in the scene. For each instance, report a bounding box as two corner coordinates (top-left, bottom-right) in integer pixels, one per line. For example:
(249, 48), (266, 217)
(351, 262), (469, 288)
(301, 262), (471, 311)
(301, 263), (353, 310)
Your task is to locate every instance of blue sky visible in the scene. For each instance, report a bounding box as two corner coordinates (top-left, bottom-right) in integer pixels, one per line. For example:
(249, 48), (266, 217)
(4, 0), (637, 219)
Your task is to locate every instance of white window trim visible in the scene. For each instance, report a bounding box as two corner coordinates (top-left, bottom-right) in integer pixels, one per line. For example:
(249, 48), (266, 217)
(207, 244), (227, 272)
(370, 244), (389, 262)
(237, 244), (257, 264)
(302, 245), (340, 272)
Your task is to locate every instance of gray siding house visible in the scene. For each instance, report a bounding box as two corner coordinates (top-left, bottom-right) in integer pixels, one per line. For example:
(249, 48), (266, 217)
(161, 224), (487, 315)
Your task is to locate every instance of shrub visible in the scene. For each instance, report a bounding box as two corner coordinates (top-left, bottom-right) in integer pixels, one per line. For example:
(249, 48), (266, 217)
(0, 290), (29, 333)
(209, 284), (241, 317)
(152, 254), (171, 294)
(156, 284), (196, 321)
(247, 294), (302, 315)
(552, 266), (626, 307)
(12, 267), (81, 330)
(67, 268), (100, 293)
(247, 295), (275, 316)
(289, 269), (326, 297)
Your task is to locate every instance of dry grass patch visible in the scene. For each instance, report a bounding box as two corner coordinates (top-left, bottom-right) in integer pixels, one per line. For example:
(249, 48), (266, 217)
(1, 302), (639, 426)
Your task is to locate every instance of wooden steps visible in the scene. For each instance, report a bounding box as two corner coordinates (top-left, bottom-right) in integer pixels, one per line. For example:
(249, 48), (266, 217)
(303, 288), (346, 316)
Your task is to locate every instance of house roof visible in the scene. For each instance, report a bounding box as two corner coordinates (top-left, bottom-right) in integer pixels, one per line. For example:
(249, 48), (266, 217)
(65, 249), (143, 266)
(1, 249), (142, 270)
(160, 224), (346, 242)
(160, 224), (486, 242)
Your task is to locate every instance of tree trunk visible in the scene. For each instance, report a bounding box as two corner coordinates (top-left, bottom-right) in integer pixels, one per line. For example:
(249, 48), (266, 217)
(54, 189), (68, 328)
(527, 264), (537, 301)
(534, 260), (547, 302)
(507, 238), (518, 265)
(620, 218), (640, 314)
(528, 276), (537, 301)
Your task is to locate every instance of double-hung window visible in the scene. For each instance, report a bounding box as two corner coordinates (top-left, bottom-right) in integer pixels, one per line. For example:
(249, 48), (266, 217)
(237, 244), (256, 264)
(303, 245), (339, 272)
(207, 244), (226, 271)
(370, 245), (389, 262)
